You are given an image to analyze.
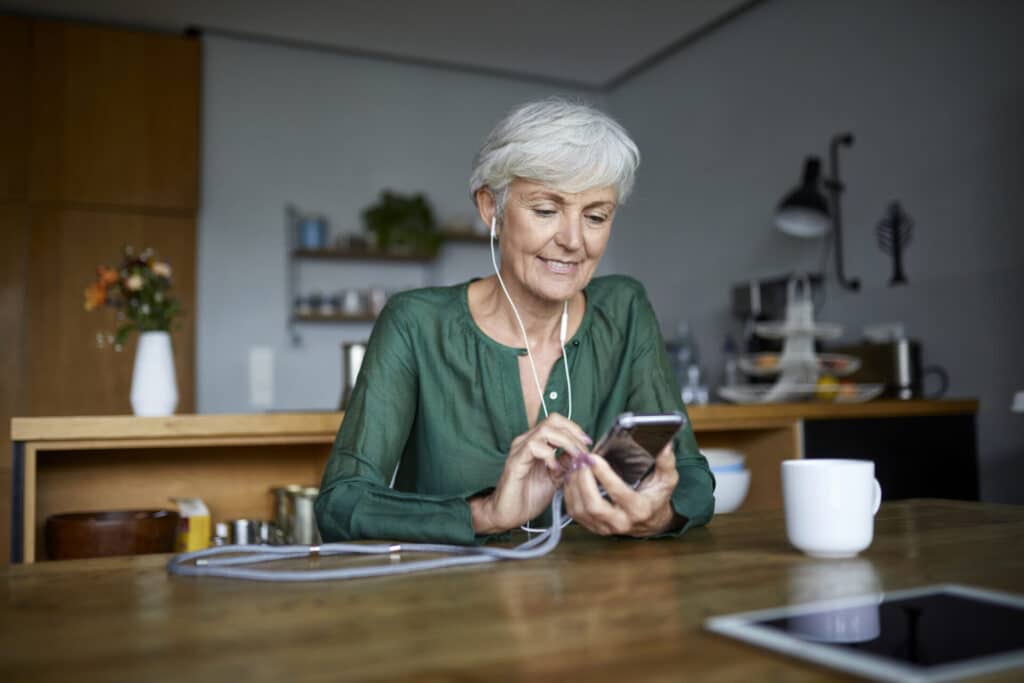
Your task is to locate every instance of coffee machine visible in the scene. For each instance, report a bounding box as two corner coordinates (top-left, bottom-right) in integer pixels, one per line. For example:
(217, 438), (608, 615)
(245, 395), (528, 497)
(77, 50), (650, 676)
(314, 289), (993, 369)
(831, 338), (948, 399)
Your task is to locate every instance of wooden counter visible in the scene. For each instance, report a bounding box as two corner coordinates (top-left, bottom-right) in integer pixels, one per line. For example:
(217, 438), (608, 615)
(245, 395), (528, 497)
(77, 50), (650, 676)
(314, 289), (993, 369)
(2, 499), (1021, 682)
(9, 400), (978, 563)
(9, 399), (979, 441)
(686, 398), (978, 430)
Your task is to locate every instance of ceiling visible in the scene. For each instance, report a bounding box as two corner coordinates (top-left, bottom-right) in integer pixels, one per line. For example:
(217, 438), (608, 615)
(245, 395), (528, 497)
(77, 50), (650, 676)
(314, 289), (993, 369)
(1, 0), (758, 89)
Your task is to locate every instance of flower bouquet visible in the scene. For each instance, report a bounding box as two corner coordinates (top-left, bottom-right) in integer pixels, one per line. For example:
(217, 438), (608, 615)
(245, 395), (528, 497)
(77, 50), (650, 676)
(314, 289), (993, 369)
(84, 246), (181, 347)
(84, 246), (182, 416)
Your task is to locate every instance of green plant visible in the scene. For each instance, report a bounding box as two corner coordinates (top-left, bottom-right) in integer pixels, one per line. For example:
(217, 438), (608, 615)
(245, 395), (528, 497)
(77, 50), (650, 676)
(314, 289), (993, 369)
(362, 191), (441, 255)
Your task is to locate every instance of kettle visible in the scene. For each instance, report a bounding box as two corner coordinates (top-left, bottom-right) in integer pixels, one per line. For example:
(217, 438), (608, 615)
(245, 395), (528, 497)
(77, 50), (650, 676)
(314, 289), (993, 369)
(339, 342), (367, 409)
(893, 338), (949, 400)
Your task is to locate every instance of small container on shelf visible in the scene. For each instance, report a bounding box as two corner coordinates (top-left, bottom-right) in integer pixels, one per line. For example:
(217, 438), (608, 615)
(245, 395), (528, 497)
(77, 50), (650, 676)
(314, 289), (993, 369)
(294, 296), (312, 317)
(296, 213), (328, 250)
(307, 291), (325, 316)
(341, 289), (365, 316)
(325, 293), (340, 315)
(368, 287), (388, 316)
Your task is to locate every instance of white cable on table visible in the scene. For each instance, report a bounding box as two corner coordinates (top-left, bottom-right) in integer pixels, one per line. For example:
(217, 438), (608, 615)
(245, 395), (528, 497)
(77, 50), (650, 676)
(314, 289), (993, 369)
(166, 491), (566, 582)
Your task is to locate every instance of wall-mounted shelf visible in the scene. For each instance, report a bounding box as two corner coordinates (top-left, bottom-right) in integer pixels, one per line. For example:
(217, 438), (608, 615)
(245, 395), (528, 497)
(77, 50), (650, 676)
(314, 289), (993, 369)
(291, 313), (377, 324)
(292, 248), (436, 263)
(437, 230), (490, 245)
(285, 206), (489, 345)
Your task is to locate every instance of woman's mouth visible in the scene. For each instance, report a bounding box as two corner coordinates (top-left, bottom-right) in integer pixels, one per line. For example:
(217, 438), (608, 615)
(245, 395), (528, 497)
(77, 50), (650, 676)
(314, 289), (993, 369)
(538, 257), (580, 275)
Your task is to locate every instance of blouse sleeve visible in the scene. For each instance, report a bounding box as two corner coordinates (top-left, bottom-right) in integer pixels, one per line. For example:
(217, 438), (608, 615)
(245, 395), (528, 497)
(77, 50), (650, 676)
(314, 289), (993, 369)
(314, 299), (478, 545)
(625, 289), (716, 536)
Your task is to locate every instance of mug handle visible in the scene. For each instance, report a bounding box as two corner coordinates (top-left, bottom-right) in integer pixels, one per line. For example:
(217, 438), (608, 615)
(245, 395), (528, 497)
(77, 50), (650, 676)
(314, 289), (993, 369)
(872, 479), (883, 515)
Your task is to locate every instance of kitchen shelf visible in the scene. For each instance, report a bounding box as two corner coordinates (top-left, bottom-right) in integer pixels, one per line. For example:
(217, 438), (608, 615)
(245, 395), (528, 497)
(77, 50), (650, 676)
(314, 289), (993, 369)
(437, 230), (490, 245)
(285, 206), (491, 345)
(291, 313), (376, 323)
(292, 248), (435, 263)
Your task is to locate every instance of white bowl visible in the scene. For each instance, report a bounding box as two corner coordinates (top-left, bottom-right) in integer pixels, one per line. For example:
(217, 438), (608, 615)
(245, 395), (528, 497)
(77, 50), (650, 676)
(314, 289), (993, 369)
(713, 469), (751, 514)
(702, 448), (746, 471)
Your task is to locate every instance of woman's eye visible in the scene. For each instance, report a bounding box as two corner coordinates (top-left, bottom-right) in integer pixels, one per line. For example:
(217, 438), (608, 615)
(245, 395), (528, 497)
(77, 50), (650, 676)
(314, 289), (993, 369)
(586, 214), (609, 225)
(532, 209), (557, 218)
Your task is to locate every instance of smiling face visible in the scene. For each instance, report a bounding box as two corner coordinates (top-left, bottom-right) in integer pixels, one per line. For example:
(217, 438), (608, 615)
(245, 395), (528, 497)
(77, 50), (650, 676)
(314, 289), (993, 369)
(481, 178), (617, 307)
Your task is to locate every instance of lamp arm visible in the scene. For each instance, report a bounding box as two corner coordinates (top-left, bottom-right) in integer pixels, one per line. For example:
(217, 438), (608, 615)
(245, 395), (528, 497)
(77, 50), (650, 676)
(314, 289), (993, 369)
(826, 133), (860, 291)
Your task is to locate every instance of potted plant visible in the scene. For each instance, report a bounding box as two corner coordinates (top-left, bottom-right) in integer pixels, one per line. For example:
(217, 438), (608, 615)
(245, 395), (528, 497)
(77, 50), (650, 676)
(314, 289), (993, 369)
(84, 246), (182, 416)
(361, 191), (442, 256)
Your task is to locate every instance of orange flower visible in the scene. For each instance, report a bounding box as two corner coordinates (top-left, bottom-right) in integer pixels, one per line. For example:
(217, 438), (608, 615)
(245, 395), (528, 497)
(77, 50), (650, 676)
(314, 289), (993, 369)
(84, 282), (106, 311)
(97, 266), (119, 286)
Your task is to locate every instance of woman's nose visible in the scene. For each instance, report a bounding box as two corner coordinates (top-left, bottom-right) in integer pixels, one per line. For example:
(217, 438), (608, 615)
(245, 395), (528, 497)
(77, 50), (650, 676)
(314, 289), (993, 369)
(554, 215), (584, 251)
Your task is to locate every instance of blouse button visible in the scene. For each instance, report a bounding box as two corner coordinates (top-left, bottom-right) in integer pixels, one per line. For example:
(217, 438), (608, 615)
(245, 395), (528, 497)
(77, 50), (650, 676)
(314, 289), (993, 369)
(572, 340), (580, 346)
(549, 391), (558, 400)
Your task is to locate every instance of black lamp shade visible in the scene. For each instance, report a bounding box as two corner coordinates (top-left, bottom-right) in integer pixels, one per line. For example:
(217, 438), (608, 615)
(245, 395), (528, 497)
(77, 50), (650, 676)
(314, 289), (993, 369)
(775, 157), (830, 238)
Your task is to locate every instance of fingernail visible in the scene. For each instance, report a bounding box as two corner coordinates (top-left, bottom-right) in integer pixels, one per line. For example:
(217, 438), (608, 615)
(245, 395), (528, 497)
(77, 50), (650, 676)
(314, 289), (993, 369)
(582, 434), (593, 445)
(583, 453), (596, 466)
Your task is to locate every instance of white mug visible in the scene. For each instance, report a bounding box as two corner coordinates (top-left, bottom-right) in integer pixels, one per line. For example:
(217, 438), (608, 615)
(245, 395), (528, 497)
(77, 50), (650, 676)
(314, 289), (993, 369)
(782, 459), (882, 559)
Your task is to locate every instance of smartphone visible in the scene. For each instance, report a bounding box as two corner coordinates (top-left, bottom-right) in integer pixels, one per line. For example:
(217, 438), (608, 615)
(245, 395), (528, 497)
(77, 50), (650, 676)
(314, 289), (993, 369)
(593, 412), (686, 488)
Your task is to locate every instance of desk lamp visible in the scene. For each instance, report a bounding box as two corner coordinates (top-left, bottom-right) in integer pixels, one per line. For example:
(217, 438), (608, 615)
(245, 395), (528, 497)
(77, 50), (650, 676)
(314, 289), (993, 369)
(775, 133), (860, 291)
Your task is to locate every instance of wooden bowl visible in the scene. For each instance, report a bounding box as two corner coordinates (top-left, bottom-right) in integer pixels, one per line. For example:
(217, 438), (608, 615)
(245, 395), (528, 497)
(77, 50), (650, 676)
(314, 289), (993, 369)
(45, 510), (180, 560)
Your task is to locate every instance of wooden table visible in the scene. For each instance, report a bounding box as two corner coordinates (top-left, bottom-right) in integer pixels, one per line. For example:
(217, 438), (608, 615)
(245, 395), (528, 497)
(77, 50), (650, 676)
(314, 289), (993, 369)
(2, 499), (1021, 682)
(8, 400), (977, 564)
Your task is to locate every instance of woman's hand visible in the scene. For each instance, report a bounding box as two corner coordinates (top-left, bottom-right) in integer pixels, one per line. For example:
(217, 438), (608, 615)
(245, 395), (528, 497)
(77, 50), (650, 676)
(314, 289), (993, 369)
(470, 413), (592, 534)
(563, 443), (683, 537)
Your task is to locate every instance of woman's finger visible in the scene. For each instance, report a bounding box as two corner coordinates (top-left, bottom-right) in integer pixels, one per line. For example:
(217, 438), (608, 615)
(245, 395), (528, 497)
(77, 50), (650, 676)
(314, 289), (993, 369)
(638, 443), (679, 492)
(587, 454), (645, 517)
(526, 439), (563, 472)
(541, 413), (593, 448)
(654, 442), (677, 475)
(574, 460), (630, 531)
(535, 424), (590, 462)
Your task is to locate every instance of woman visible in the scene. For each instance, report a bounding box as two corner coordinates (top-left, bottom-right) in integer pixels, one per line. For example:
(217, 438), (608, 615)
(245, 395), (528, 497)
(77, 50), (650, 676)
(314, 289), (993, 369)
(316, 98), (714, 543)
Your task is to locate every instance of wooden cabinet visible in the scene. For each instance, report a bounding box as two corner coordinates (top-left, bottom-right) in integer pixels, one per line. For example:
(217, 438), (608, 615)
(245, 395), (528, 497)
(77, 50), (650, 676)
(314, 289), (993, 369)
(0, 15), (31, 202)
(28, 21), (200, 210)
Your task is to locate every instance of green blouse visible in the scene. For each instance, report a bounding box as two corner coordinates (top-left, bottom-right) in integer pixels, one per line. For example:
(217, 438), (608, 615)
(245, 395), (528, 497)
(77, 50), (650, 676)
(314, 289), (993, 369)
(315, 275), (715, 544)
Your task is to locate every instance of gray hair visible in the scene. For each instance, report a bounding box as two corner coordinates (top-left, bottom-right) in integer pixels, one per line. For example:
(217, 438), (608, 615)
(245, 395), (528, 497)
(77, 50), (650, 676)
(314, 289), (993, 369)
(469, 97), (640, 220)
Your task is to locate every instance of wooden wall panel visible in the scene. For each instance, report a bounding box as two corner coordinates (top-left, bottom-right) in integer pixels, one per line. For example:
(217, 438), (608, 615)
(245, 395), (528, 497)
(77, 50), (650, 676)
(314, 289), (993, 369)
(29, 21), (200, 211)
(22, 208), (196, 417)
(1, 205), (31, 567)
(5, 17), (200, 566)
(0, 15), (31, 202)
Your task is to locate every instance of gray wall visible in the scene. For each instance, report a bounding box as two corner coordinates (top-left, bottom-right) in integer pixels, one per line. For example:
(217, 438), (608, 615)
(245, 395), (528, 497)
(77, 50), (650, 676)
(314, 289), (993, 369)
(605, 0), (1024, 502)
(198, 36), (604, 414)
(199, 1), (1022, 503)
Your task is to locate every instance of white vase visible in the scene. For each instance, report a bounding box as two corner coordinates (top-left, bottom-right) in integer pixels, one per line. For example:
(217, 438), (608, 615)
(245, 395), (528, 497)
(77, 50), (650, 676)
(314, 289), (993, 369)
(130, 331), (179, 416)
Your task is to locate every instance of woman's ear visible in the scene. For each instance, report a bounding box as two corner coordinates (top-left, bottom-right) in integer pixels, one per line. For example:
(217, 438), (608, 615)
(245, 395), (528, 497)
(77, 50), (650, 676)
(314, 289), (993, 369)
(474, 187), (497, 232)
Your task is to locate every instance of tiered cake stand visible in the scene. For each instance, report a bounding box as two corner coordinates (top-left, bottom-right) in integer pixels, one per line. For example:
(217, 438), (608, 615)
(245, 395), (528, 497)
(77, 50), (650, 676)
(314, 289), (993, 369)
(720, 279), (883, 404)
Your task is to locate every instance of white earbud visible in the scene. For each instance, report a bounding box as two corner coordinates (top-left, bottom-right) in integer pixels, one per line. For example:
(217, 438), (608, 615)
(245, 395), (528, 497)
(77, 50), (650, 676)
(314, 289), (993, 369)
(490, 215), (496, 238)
